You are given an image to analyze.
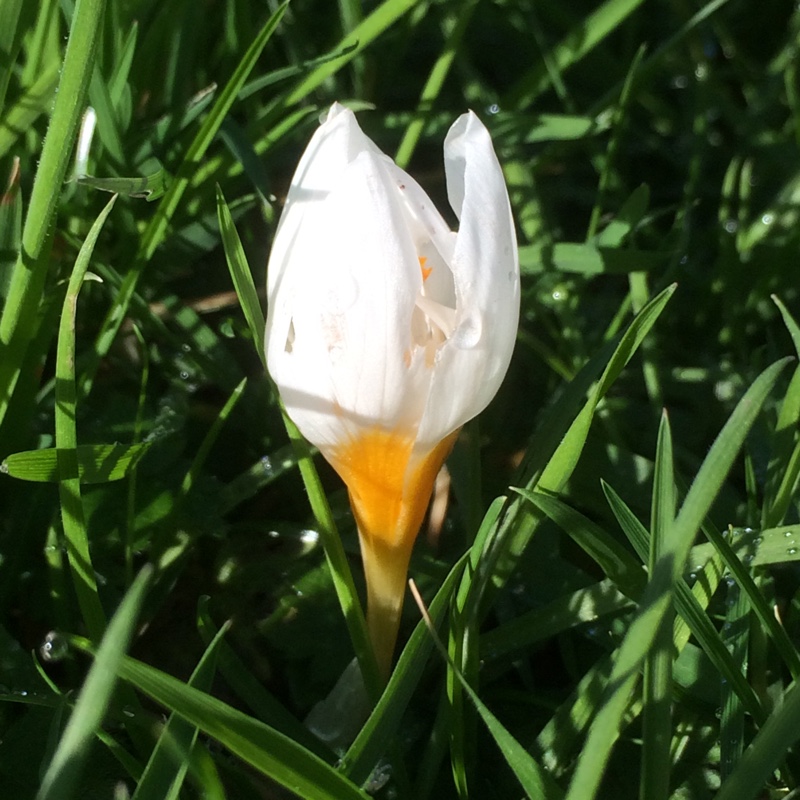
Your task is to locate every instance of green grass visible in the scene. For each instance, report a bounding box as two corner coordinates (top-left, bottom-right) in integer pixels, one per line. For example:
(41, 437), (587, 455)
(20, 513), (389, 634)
(2, 0), (800, 798)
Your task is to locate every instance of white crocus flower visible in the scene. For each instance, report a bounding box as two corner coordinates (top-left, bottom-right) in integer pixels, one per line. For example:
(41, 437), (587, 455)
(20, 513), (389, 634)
(265, 103), (519, 680)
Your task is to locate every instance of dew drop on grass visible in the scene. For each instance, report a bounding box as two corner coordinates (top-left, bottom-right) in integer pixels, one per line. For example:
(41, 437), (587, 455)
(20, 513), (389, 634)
(40, 631), (68, 663)
(789, 548), (798, 556)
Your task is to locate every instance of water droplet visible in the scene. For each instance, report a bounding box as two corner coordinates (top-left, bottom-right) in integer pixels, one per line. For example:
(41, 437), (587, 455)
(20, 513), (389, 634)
(785, 531), (794, 538)
(260, 455), (273, 474)
(267, 529), (280, 539)
(181, 343), (191, 352)
(788, 548), (798, 556)
(122, 706), (136, 718)
(723, 219), (738, 234)
(753, 536), (762, 545)
(452, 315), (482, 349)
(487, 103), (500, 115)
(365, 760), (392, 793)
(179, 370), (190, 380)
(743, 554), (754, 564)
(299, 529), (319, 546)
(688, 572), (697, 581)
(40, 631), (68, 663)
(761, 213), (774, 225)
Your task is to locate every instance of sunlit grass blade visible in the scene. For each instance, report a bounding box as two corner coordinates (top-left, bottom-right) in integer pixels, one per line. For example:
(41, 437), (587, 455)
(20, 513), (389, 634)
(105, 651), (372, 800)
(36, 566), (152, 800)
(216, 185), (266, 357)
(565, 358), (789, 800)
(56, 194), (117, 641)
(3, 442), (150, 482)
(0, 0), (108, 432)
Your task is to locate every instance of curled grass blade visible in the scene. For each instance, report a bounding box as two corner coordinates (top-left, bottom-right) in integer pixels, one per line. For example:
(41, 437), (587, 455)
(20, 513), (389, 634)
(56, 194), (118, 641)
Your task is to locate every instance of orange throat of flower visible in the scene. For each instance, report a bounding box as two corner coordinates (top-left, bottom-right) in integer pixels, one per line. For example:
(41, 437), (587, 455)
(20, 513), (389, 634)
(328, 427), (459, 681)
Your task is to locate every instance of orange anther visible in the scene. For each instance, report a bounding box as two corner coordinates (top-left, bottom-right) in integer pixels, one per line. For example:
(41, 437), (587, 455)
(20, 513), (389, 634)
(419, 256), (432, 282)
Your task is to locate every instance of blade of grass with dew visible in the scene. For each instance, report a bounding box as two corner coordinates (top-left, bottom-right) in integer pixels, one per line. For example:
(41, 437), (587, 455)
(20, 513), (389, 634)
(55, 194), (117, 641)
(3, 442), (150, 483)
(0, 0), (108, 433)
(695, 517), (800, 679)
(641, 410), (675, 800)
(94, 649), (372, 800)
(81, 2), (288, 398)
(131, 620), (230, 800)
(217, 183), (377, 697)
(35, 566), (152, 800)
(409, 580), (565, 800)
(564, 359), (789, 800)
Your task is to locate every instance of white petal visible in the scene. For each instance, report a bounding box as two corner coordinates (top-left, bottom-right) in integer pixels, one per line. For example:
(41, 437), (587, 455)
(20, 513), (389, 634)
(268, 148), (434, 449)
(417, 111), (520, 445)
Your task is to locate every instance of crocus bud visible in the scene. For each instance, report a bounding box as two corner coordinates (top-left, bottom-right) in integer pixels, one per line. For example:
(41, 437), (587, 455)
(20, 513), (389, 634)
(265, 103), (519, 680)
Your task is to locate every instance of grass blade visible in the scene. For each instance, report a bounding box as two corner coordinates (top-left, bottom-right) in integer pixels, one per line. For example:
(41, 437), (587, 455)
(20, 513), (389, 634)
(0, 0), (108, 432)
(36, 566), (152, 800)
(56, 194), (117, 640)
